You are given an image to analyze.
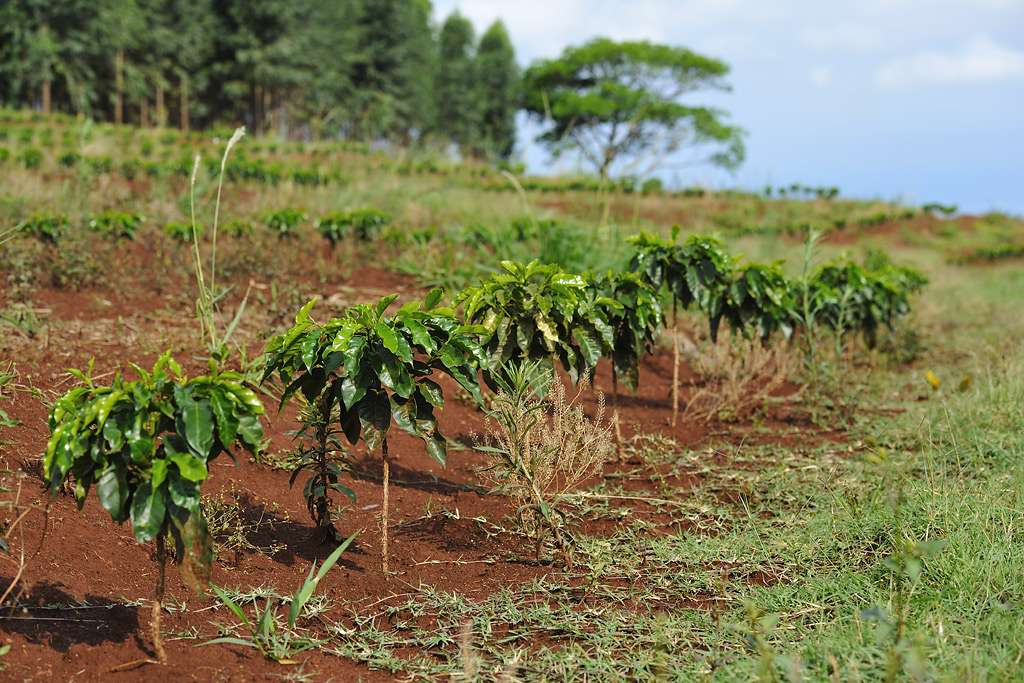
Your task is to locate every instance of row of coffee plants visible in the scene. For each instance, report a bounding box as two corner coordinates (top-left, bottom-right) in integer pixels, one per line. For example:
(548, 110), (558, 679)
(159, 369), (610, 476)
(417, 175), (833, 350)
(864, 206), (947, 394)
(38, 225), (926, 661)
(948, 242), (1024, 265)
(9, 208), (394, 245)
(261, 229), (927, 544)
(764, 184), (841, 200)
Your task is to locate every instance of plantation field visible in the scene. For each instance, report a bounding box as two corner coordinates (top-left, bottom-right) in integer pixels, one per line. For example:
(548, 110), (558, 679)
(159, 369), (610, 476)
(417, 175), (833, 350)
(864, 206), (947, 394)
(1, 112), (1023, 682)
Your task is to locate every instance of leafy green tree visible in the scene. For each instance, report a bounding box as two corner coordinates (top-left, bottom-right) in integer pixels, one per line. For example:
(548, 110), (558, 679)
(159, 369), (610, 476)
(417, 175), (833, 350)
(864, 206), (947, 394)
(435, 11), (479, 152)
(94, 0), (145, 125)
(43, 353), (264, 663)
(523, 38), (745, 178)
(131, 0), (214, 129)
(207, 0), (307, 136)
(474, 20), (520, 159)
(287, 0), (359, 139)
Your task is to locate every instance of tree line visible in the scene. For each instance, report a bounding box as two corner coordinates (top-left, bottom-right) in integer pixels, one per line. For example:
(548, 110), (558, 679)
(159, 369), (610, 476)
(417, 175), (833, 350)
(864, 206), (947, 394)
(1, 1), (745, 176)
(0, 0), (520, 158)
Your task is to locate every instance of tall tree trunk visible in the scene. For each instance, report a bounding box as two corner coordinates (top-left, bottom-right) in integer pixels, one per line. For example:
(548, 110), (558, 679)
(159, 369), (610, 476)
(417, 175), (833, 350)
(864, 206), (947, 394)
(180, 75), (189, 132)
(252, 82), (263, 137)
(140, 100), (149, 128)
(155, 84), (165, 128)
(115, 50), (125, 125)
(41, 79), (51, 115)
(264, 87), (273, 137)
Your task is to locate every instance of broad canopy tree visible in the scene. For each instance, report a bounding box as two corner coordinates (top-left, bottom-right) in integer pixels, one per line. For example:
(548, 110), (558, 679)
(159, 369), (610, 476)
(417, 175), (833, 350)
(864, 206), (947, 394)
(523, 38), (746, 179)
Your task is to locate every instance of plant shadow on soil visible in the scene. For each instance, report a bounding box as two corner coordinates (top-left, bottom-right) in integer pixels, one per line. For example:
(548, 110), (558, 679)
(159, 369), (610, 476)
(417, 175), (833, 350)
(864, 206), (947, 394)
(0, 580), (141, 651)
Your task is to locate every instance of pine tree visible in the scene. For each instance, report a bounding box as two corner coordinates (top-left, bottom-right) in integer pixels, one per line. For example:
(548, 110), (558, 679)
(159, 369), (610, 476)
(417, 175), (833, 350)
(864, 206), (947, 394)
(435, 11), (479, 153)
(474, 20), (520, 159)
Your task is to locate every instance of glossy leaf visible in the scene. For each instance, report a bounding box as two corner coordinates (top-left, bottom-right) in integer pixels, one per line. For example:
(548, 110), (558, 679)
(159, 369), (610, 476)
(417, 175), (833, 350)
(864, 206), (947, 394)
(357, 390), (391, 451)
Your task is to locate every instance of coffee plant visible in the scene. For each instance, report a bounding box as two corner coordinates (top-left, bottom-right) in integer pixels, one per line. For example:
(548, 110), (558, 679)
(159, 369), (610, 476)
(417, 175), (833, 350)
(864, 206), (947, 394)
(589, 270), (664, 395)
(628, 227), (734, 424)
(88, 210), (143, 240)
(725, 262), (799, 342)
(43, 352), (264, 663)
(20, 213), (70, 243)
(263, 208), (307, 238)
(455, 260), (617, 390)
(262, 290), (484, 570)
(806, 259), (928, 348)
(315, 208), (392, 245)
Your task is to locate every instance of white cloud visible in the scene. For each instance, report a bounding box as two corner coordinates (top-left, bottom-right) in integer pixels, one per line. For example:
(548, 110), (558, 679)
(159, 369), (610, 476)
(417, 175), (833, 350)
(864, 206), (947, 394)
(800, 24), (884, 52)
(875, 35), (1024, 88)
(433, 0), (786, 61)
(865, 0), (1023, 10)
(808, 66), (832, 86)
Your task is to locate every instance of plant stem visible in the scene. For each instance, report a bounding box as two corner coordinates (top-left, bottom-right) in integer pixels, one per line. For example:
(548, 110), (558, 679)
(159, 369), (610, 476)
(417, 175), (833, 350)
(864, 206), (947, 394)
(612, 371), (622, 443)
(315, 391), (331, 533)
(671, 297), (679, 427)
(381, 438), (390, 576)
(152, 534), (167, 664)
(799, 227), (821, 370)
(188, 158), (214, 350)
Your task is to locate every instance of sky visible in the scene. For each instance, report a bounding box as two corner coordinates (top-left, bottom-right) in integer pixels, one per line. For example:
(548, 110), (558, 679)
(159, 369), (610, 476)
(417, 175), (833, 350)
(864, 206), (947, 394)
(432, 0), (1024, 215)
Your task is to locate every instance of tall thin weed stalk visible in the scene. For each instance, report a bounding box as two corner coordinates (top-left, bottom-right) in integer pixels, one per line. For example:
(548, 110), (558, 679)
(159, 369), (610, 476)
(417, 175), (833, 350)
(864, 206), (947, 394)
(189, 126), (250, 363)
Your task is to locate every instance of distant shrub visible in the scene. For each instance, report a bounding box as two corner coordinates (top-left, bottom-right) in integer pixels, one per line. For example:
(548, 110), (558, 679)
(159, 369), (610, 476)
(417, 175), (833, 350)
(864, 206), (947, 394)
(20, 146), (43, 169)
(290, 166), (324, 186)
(315, 208), (392, 244)
(223, 219), (254, 238)
(163, 221), (201, 242)
(922, 203), (958, 216)
(89, 156), (114, 174)
(143, 161), (166, 179)
(57, 150), (80, 168)
(949, 243), (1024, 265)
(21, 213), (71, 242)
(263, 208), (307, 238)
(121, 158), (142, 180)
(88, 210), (142, 240)
(641, 177), (663, 195)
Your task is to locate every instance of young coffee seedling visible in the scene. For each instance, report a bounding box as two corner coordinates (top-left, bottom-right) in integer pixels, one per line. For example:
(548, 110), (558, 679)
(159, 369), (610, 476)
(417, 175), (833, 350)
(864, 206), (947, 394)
(628, 228), (733, 425)
(262, 290), (483, 572)
(456, 260), (618, 390)
(44, 352), (264, 664)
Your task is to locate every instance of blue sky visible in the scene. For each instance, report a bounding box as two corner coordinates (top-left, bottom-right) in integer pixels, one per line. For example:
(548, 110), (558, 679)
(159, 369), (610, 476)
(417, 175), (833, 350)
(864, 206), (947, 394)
(432, 0), (1024, 215)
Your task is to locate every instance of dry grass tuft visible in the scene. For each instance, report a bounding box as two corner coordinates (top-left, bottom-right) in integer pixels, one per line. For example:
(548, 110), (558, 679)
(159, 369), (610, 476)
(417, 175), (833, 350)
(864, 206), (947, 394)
(476, 369), (617, 566)
(683, 335), (800, 422)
